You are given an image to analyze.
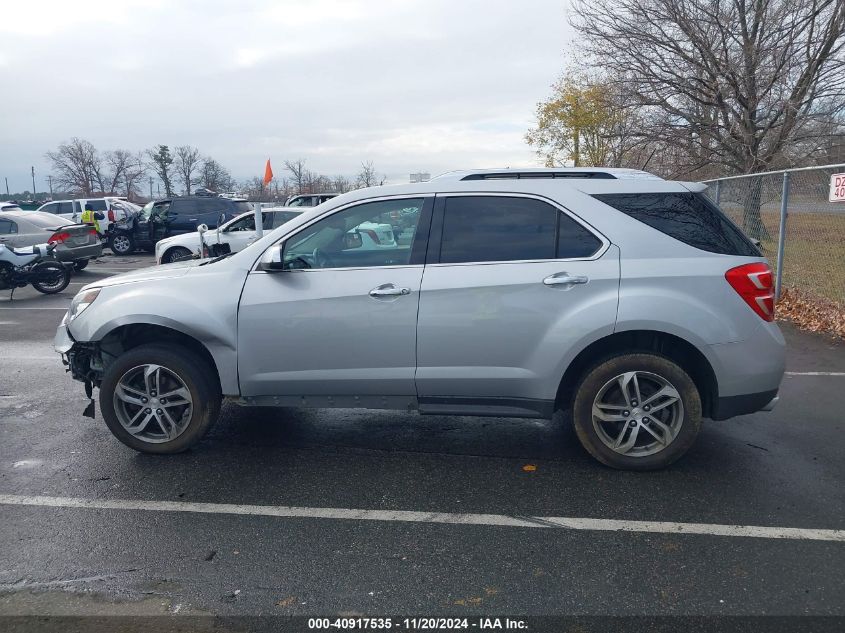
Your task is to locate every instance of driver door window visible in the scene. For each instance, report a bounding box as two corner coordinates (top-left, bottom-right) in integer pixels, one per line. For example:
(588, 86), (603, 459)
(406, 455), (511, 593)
(282, 198), (426, 270)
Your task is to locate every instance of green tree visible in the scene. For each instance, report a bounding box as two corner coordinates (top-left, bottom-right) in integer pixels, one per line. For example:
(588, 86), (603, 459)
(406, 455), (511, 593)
(147, 145), (175, 197)
(526, 72), (638, 168)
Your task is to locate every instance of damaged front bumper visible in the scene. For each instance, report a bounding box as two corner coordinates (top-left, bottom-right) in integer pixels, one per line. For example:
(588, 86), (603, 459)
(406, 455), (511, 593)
(55, 323), (104, 388)
(55, 323), (102, 418)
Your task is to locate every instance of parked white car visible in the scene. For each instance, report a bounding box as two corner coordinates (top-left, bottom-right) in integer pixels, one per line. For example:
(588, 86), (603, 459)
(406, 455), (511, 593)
(155, 209), (397, 264)
(36, 197), (140, 233)
(155, 208), (303, 264)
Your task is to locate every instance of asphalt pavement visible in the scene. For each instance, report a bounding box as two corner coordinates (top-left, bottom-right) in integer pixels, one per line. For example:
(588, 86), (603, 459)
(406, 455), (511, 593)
(1, 253), (844, 624)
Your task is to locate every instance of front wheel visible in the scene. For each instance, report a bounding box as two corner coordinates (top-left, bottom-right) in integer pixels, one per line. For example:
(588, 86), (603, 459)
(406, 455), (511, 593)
(109, 232), (135, 256)
(162, 246), (192, 264)
(31, 261), (71, 294)
(572, 353), (701, 470)
(99, 344), (221, 454)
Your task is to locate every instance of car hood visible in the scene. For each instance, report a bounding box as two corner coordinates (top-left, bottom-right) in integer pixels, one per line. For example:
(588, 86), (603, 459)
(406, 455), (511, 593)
(81, 258), (202, 292)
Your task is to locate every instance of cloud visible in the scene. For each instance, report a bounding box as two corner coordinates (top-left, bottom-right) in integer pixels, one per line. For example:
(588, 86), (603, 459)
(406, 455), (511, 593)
(0, 0), (573, 191)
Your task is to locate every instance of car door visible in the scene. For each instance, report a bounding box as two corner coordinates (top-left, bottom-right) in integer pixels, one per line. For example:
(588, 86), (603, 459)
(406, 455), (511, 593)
(167, 199), (198, 233)
(238, 195), (433, 401)
(218, 213), (261, 252)
(415, 194), (620, 417)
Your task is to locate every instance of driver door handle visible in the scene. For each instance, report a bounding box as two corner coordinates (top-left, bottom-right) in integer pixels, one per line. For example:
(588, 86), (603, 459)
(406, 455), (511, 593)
(369, 283), (411, 297)
(543, 272), (589, 287)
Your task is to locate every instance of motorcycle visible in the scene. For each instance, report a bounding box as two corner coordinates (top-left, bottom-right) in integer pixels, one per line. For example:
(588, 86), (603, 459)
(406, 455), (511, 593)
(0, 242), (73, 298)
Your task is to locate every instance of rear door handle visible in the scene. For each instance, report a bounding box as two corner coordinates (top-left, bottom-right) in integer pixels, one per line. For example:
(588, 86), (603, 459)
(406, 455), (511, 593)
(369, 283), (411, 297)
(543, 272), (589, 287)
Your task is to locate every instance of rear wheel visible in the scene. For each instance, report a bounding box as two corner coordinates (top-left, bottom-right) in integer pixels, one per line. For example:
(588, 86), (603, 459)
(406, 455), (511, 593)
(99, 344), (221, 454)
(109, 232), (135, 256)
(31, 261), (71, 294)
(162, 246), (192, 264)
(571, 353), (701, 470)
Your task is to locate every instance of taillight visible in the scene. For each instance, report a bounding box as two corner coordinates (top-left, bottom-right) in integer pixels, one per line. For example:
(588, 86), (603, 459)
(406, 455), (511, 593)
(725, 263), (775, 321)
(88, 228), (98, 237)
(108, 209), (115, 222)
(362, 229), (381, 244)
(48, 231), (71, 244)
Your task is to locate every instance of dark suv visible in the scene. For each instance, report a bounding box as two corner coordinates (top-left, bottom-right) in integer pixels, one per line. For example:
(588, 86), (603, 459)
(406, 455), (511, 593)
(107, 196), (253, 255)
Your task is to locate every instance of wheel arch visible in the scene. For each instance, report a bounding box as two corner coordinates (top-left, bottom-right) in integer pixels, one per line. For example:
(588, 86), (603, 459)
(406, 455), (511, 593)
(555, 329), (718, 418)
(98, 323), (222, 394)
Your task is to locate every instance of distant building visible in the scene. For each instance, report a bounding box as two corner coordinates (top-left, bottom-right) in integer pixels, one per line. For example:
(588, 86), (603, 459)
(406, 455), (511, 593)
(409, 172), (431, 183)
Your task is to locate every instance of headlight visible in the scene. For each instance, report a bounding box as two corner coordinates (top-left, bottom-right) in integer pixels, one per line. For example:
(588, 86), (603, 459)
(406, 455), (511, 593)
(68, 288), (101, 322)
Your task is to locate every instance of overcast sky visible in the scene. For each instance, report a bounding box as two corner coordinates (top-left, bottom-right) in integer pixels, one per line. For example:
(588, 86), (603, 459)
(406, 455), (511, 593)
(0, 0), (575, 192)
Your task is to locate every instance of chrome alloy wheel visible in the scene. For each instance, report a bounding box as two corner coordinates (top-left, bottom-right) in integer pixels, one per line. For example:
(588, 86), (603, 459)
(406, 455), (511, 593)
(113, 364), (193, 443)
(591, 371), (684, 457)
(112, 235), (132, 253)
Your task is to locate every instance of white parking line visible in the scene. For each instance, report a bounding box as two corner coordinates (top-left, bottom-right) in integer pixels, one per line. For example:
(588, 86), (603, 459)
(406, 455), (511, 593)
(786, 371), (845, 376)
(1, 494), (842, 542)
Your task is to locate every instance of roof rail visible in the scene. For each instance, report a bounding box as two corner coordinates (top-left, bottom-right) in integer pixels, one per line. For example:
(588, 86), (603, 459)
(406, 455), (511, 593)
(460, 171), (616, 181)
(433, 168), (662, 182)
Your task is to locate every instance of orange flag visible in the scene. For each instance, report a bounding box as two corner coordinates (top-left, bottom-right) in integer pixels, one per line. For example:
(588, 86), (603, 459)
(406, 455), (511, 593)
(263, 158), (274, 186)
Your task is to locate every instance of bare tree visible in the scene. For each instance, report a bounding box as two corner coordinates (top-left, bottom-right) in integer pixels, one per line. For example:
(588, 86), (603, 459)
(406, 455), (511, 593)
(571, 0), (845, 174)
(147, 145), (175, 197)
(356, 161), (384, 188)
(199, 157), (234, 192)
(45, 138), (101, 196)
(284, 159), (309, 194)
(174, 145), (202, 195)
(570, 0), (845, 237)
(121, 152), (147, 199)
(333, 175), (352, 193)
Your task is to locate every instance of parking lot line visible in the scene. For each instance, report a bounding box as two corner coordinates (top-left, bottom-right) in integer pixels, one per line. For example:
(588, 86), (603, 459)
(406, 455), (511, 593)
(1, 494), (843, 542)
(786, 371), (845, 376)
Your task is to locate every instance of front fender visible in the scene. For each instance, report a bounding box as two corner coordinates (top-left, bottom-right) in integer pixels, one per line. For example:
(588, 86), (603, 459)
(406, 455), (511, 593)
(67, 266), (245, 394)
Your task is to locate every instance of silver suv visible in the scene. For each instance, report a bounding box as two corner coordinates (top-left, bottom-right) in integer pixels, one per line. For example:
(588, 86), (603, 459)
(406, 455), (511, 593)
(55, 168), (785, 470)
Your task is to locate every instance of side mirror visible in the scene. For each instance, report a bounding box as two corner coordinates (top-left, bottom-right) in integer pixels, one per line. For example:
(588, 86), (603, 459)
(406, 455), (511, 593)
(257, 243), (286, 272)
(197, 223), (209, 234)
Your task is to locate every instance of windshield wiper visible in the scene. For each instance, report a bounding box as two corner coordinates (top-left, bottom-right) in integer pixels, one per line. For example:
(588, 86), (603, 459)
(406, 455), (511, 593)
(200, 251), (235, 266)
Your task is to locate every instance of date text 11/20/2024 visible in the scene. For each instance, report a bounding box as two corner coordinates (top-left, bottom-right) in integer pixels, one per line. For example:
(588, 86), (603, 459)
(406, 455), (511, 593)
(307, 618), (529, 630)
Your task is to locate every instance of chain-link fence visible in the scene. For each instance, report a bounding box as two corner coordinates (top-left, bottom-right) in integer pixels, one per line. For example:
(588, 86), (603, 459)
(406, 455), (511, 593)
(703, 164), (845, 313)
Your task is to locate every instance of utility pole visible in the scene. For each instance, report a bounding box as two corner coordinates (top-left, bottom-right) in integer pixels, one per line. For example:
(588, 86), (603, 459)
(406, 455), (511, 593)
(4, 177), (8, 196)
(46, 175), (53, 197)
(149, 176), (154, 199)
(31, 166), (36, 200)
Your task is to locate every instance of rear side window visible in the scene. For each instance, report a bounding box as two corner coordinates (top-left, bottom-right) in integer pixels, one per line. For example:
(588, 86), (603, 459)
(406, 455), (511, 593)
(170, 199), (198, 214)
(58, 202), (74, 214)
(439, 196), (602, 264)
(594, 192), (760, 256)
(0, 219), (17, 234)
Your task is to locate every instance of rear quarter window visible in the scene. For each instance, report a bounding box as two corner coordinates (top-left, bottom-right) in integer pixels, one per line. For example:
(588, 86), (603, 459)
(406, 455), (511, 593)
(593, 192), (760, 256)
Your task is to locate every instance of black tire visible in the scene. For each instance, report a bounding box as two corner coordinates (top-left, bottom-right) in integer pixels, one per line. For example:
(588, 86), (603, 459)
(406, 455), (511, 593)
(73, 259), (89, 271)
(162, 246), (192, 264)
(99, 344), (221, 454)
(109, 232), (135, 256)
(571, 353), (701, 471)
(31, 261), (71, 294)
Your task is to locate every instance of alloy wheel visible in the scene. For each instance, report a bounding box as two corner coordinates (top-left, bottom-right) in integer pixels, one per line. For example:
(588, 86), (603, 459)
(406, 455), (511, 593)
(113, 364), (194, 443)
(591, 371), (684, 457)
